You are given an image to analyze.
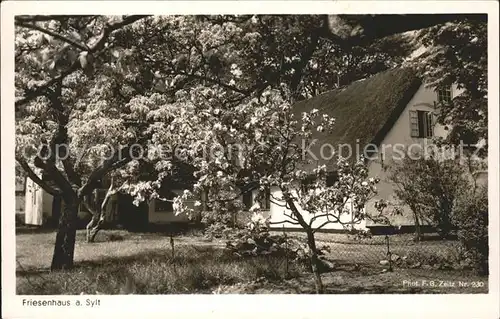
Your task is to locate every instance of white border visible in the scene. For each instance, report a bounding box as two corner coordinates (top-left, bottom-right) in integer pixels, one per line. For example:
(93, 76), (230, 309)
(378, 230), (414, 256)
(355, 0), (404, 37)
(1, 2), (499, 319)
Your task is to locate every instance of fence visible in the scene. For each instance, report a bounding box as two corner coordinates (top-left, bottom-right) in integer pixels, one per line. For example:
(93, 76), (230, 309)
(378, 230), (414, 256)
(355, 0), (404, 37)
(272, 230), (488, 293)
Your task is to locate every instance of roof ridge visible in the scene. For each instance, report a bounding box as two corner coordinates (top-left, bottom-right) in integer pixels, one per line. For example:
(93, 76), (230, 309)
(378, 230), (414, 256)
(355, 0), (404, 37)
(309, 66), (413, 101)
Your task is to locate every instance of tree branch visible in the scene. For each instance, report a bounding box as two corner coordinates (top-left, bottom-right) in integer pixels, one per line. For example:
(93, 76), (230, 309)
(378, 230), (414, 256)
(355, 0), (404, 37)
(77, 138), (146, 198)
(309, 212), (340, 225)
(34, 155), (76, 198)
(15, 21), (89, 51)
(61, 155), (82, 187)
(313, 220), (335, 234)
(87, 15), (149, 53)
(15, 63), (80, 108)
(16, 158), (62, 196)
(284, 211), (299, 221)
(324, 14), (487, 47)
(15, 15), (149, 108)
(269, 198), (287, 208)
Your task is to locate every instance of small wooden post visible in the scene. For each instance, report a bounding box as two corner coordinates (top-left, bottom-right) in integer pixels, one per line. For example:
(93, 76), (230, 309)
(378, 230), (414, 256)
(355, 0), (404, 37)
(170, 233), (176, 273)
(385, 235), (393, 272)
(283, 225), (289, 277)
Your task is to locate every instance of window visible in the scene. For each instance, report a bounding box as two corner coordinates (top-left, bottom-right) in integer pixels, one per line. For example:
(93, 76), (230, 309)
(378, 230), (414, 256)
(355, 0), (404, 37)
(410, 110), (435, 138)
(300, 176), (316, 193)
(155, 190), (176, 212)
(437, 87), (452, 104)
(242, 191), (253, 210)
(326, 171), (339, 187)
(200, 190), (213, 211)
(259, 188), (271, 210)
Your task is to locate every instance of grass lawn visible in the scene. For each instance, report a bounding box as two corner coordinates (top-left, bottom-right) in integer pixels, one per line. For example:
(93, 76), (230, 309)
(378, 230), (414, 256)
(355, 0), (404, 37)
(16, 228), (488, 294)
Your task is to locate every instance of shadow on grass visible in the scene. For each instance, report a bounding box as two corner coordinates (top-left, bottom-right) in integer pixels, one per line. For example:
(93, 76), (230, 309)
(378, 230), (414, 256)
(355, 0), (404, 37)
(16, 225), (57, 235)
(16, 244), (309, 295)
(17, 248), (486, 294)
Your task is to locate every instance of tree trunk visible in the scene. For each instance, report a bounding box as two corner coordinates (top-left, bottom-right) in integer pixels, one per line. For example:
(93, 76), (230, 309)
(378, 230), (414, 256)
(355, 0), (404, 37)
(86, 209), (105, 243)
(50, 196), (62, 228)
(51, 200), (78, 271)
(87, 183), (114, 242)
(282, 189), (325, 294)
(437, 216), (451, 239)
(437, 202), (452, 239)
(413, 212), (422, 242)
(305, 228), (324, 294)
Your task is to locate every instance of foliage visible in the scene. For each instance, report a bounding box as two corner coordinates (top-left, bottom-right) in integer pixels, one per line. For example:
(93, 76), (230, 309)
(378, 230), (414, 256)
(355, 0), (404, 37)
(14, 14), (412, 215)
(200, 199), (245, 229)
(407, 17), (487, 150)
(124, 15), (410, 102)
(204, 223), (239, 240)
(224, 225), (292, 258)
(224, 212), (305, 263)
(453, 185), (488, 275)
(390, 152), (471, 239)
(399, 246), (471, 271)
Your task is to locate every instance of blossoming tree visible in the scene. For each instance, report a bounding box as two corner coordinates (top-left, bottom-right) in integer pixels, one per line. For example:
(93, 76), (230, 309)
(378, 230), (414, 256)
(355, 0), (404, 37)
(14, 14), (480, 275)
(15, 15), (150, 270)
(143, 85), (384, 293)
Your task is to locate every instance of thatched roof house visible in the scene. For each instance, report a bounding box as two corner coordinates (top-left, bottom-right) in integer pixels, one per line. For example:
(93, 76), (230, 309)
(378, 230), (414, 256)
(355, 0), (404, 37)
(293, 67), (422, 168)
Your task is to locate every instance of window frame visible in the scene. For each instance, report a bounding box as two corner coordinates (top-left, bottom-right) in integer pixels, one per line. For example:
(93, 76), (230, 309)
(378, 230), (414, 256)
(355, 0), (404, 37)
(437, 86), (452, 104)
(300, 176), (316, 193)
(258, 187), (271, 211)
(242, 190), (253, 211)
(410, 110), (435, 138)
(326, 171), (339, 187)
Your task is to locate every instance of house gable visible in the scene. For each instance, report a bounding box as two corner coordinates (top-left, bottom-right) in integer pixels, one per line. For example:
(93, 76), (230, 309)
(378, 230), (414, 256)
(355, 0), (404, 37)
(292, 67), (422, 169)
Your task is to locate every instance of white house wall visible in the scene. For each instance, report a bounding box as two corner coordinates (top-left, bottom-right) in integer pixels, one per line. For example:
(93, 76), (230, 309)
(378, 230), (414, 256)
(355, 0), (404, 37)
(364, 84), (463, 227)
(24, 178), (44, 225)
(267, 187), (367, 231)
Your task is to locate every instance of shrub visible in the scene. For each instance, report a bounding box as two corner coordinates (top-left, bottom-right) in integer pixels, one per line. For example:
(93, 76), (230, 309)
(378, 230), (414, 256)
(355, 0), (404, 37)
(224, 213), (332, 272)
(402, 247), (467, 270)
(201, 201), (249, 239)
(107, 233), (125, 242)
(390, 154), (469, 240)
(204, 222), (238, 240)
(453, 185), (488, 275)
(225, 227), (291, 257)
(224, 213), (291, 257)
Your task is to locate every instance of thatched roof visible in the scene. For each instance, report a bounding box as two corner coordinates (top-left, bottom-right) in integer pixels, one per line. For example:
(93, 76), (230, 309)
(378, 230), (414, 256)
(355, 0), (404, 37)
(293, 67), (422, 168)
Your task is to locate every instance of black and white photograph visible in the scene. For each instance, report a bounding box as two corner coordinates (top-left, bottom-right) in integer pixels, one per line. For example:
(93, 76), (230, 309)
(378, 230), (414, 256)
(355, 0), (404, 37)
(1, 1), (499, 318)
